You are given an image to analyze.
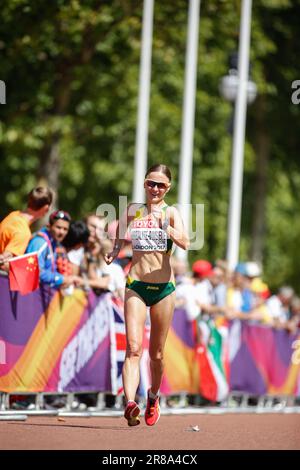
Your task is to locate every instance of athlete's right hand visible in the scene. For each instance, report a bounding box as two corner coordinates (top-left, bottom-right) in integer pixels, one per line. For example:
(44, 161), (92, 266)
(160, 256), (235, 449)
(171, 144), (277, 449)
(104, 247), (120, 265)
(151, 206), (163, 227)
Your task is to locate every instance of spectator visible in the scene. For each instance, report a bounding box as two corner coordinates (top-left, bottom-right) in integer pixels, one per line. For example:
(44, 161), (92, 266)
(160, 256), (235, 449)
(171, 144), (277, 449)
(193, 259), (215, 301)
(192, 260), (222, 316)
(87, 239), (125, 299)
(286, 296), (300, 333)
(63, 220), (90, 275)
(191, 260), (231, 327)
(247, 279), (272, 325)
(234, 263), (255, 312)
(245, 261), (262, 279)
(215, 259), (230, 281)
(77, 213), (108, 277)
(0, 187), (53, 267)
(226, 263), (255, 317)
(26, 210), (81, 289)
(266, 285), (294, 326)
(175, 261), (200, 321)
(211, 266), (227, 309)
(191, 261), (229, 365)
(85, 214), (106, 244)
(171, 257), (190, 285)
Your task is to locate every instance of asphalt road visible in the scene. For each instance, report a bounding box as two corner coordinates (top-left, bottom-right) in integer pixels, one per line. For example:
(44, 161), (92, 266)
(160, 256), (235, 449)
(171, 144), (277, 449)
(0, 413), (299, 450)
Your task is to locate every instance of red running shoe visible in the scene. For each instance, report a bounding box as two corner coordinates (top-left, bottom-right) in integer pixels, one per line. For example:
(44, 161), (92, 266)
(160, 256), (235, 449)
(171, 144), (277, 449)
(144, 390), (160, 426)
(124, 401), (141, 427)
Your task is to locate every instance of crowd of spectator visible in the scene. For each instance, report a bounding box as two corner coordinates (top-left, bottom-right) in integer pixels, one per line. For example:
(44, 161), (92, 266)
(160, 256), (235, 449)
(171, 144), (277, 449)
(1, 186), (299, 335)
(0, 188), (126, 301)
(174, 258), (300, 334)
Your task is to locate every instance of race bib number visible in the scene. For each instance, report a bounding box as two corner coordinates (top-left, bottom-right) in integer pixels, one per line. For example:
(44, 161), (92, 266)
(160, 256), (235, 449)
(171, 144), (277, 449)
(131, 228), (167, 251)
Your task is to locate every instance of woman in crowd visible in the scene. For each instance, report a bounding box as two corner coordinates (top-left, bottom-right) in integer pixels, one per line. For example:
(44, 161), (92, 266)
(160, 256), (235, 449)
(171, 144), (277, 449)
(87, 238), (125, 299)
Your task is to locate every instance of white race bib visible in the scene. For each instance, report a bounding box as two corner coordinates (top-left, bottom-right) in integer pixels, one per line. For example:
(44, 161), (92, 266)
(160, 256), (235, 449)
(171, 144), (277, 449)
(131, 228), (167, 251)
(130, 216), (168, 252)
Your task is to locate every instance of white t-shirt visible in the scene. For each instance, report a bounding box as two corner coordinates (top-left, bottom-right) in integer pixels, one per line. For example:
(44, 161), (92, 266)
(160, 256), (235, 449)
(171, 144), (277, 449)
(194, 279), (215, 306)
(229, 289), (244, 312)
(176, 281), (200, 321)
(266, 295), (288, 323)
(67, 247), (85, 266)
(96, 262), (125, 293)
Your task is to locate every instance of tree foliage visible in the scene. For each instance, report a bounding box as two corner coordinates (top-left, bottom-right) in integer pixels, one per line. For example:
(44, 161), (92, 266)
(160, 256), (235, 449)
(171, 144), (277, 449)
(0, 0), (299, 291)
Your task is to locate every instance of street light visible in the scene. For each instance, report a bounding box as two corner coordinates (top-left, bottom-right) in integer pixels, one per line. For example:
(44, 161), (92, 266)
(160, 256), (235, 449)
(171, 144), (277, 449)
(176, 0), (201, 263)
(219, 54), (257, 106)
(219, 2), (257, 271)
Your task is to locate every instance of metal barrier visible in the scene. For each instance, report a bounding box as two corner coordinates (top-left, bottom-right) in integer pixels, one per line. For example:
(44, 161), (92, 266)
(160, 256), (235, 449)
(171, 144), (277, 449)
(1, 391), (300, 418)
(0, 413), (27, 421)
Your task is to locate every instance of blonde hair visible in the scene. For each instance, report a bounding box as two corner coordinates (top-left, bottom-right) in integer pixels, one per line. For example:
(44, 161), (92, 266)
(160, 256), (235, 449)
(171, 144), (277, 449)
(145, 164), (172, 181)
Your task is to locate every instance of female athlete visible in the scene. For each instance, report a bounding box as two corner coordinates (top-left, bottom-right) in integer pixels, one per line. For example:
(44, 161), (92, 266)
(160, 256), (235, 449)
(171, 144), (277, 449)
(105, 164), (189, 426)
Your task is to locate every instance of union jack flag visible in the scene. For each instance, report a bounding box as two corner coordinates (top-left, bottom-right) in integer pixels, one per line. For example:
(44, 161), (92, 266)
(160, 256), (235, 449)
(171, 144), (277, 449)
(110, 297), (126, 395)
(109, 296), (151, 398)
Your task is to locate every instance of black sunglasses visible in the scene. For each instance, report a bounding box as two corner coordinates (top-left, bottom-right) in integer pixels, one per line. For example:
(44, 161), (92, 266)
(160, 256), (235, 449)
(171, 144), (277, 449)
(145, 180), (168, 190)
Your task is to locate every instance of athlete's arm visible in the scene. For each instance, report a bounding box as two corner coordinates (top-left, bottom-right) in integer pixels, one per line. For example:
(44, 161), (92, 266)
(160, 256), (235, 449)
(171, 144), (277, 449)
(165, 206), (190, 251)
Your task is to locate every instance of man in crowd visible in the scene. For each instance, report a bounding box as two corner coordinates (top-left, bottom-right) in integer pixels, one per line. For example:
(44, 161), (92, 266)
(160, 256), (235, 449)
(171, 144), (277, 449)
(26, 210), (82, 289)
(192, 260), (222, 316)
(0, 187), (53, 267)
(266, 285), (294, 326)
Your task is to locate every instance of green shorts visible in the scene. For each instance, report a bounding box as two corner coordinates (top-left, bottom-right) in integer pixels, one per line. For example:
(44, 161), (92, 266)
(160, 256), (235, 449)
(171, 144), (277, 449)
(126, 276), (176, 307)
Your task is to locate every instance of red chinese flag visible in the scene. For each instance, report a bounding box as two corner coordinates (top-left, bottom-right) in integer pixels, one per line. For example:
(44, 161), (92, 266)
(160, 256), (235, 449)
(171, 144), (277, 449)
(9, 253), (40, 295)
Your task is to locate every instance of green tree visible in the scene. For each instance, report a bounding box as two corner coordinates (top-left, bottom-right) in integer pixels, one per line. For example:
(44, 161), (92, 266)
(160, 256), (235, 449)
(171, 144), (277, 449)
(0, 0), (299, 292)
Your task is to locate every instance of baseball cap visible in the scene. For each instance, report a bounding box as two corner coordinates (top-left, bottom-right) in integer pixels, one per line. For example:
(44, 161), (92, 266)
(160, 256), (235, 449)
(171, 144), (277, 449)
(245, 261), (261, 278)
(234, 262), (248, 276)
(192, 260), (213, 278)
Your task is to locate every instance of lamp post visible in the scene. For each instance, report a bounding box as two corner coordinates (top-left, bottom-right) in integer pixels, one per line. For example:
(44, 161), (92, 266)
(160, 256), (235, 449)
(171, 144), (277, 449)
(220, 59), (257, 268)
(132, 0), (154, 203)
(176, 0), (201, 263)
(219, 0), (257, 271)
(219, 54), (257, 107)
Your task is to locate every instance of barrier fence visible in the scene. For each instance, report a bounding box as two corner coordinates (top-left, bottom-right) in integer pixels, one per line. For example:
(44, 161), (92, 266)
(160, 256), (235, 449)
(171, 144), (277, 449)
(1, 274), (300, 406)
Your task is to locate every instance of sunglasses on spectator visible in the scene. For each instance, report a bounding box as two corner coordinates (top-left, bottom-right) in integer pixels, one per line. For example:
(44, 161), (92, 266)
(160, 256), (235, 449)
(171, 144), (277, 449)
(49, 210), (71, 224)
(145, 180), (169, 190)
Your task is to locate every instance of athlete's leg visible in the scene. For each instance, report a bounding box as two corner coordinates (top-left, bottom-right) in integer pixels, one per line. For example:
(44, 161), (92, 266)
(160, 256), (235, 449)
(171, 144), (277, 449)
(148, 291), (176, 395)
(122, 289), (147, 402)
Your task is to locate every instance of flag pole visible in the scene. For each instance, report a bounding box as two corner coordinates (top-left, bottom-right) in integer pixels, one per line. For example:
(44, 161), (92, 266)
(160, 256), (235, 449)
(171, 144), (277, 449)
(6, 252), (38, 262)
